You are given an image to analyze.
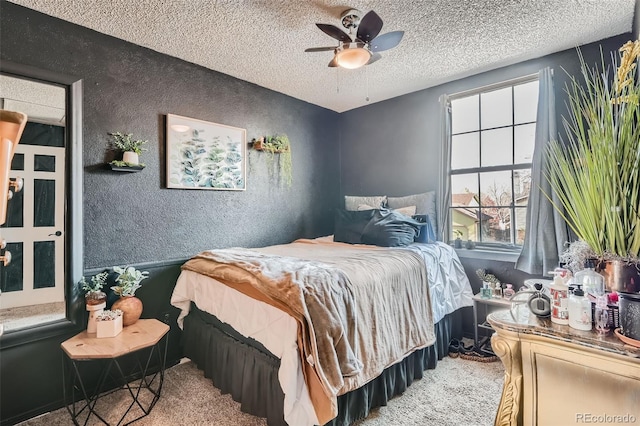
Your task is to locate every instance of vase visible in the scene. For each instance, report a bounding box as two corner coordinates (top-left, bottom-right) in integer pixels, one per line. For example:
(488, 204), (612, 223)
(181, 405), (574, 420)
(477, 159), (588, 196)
(597, 260), (640, 293)
(122, 151), (139, 165)
(618, 292), (640, 341)
(111, 296), (143, 326)
(85, 291), (107, 333)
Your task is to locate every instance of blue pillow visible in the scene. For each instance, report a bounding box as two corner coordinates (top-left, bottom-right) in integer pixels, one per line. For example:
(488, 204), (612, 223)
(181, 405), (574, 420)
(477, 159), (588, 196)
(361, 209), (421, 247)
(334, 209), (376, 244)
(412, 214), (437, 243)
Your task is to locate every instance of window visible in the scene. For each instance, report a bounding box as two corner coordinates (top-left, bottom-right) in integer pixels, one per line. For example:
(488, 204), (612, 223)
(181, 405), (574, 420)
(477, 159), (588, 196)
(448, 76), (538, 247)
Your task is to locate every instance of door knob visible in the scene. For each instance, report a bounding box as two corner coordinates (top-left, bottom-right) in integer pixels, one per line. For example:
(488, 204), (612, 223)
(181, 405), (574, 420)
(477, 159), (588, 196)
(0, 250), (12, 266)
(48, 231), (62, 237)
(9, 177), (23, 193)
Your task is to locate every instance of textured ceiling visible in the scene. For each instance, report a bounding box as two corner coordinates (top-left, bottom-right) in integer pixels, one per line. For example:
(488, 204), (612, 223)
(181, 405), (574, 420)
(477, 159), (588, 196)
(8, 0), (636, 112)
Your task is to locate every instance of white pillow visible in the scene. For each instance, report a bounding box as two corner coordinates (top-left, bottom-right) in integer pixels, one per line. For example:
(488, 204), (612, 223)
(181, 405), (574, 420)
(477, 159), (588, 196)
(345, 195), (386, 211)
(357, 204), (416, 216)
(393, 205), (417, 217)
(387, 191), (437, 228)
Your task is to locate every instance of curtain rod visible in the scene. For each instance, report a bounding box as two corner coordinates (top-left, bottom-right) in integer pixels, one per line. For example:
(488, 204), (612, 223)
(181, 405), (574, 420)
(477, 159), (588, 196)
(447, 71), (543, 100)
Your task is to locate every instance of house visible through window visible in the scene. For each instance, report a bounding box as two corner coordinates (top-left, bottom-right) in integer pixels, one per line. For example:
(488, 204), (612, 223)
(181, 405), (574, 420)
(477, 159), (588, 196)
(449, 76), (538, 246)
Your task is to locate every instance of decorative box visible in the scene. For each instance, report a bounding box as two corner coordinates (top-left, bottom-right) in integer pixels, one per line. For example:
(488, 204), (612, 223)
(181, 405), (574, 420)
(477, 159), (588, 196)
(96, 311), (123, 338)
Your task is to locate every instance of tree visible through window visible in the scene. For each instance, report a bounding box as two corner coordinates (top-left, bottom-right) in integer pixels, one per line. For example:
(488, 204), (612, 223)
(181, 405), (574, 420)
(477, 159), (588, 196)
(449, 77), (538, 246)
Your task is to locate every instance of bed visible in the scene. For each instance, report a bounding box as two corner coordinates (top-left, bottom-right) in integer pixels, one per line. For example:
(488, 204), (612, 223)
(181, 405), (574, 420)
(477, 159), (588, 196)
(171, 235), (473, 426)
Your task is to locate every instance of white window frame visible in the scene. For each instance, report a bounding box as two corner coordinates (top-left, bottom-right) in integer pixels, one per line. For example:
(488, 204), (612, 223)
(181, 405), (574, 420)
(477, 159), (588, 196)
(446, 74), (538, 251)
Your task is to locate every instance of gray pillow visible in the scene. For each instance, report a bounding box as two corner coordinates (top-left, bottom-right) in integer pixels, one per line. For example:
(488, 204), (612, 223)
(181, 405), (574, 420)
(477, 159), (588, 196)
(344, 195), (387, 211)
(387, 191), (437, 232)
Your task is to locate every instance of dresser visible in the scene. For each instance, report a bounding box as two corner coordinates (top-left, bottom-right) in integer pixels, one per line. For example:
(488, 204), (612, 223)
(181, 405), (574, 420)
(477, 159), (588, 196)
(488, 309), (640, 426)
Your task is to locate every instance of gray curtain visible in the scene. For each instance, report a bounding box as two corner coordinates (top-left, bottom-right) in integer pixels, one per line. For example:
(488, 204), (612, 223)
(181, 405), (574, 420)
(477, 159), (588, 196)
(515, 67), (568, 275)
(437, 94), (452, 241)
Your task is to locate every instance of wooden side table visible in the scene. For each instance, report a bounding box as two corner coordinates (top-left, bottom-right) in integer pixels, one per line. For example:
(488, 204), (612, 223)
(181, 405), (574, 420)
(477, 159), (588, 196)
(61, 319), (170, 425)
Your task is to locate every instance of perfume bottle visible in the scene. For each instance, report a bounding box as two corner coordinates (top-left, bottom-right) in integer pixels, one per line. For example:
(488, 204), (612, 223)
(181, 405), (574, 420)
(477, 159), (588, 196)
(481, 282), (492, 299)
(594, 294), (610, 334)
(503, 284), (515, 299)
(492, 282), (503, 298)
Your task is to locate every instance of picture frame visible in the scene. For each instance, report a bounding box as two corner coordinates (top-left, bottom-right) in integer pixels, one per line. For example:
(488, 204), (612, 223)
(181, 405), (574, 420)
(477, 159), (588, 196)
(166, 114), (246, 190)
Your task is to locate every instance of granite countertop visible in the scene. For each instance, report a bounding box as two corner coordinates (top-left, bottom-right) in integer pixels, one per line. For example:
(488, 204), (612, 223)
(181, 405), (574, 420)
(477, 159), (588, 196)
(488, 309), (640, 360)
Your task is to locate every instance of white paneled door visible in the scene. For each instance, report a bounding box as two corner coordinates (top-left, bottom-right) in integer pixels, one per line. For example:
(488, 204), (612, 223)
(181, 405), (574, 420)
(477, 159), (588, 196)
(0, 142), (65, 308)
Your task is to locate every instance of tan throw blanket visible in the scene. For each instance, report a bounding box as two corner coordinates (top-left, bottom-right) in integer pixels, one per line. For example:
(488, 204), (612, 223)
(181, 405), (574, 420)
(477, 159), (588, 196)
(182, 238), (435, 424)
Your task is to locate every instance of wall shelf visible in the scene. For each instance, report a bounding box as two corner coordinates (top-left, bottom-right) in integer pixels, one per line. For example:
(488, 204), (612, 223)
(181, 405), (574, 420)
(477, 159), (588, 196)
(108, 164), (145, 173)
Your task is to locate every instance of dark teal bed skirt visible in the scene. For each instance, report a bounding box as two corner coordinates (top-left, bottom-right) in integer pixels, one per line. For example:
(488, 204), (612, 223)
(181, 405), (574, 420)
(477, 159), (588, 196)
(183, 303), (462, 426)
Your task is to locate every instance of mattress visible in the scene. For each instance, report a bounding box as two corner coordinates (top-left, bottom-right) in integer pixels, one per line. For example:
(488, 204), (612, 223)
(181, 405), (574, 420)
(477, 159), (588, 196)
(171, 238), (473, 426)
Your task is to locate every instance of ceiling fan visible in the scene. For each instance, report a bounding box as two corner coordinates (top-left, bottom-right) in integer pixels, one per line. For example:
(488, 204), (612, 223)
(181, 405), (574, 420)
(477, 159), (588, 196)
(304, 9), (404, 69)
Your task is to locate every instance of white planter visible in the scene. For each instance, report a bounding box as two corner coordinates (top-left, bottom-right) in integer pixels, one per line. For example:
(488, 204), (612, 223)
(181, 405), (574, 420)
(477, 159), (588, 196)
(96, 315), (123, 338)
(86, 301), (106, 334)
(122, 151), (139, 165)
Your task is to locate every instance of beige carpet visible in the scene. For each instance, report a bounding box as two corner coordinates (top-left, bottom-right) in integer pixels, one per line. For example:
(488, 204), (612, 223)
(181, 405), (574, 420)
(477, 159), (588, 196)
(20, 356), (504, 426)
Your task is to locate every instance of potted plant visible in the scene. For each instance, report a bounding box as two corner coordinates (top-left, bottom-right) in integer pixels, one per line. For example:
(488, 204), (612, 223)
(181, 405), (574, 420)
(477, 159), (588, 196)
(251, 134), (292, 187)
(80, 271), (108, 306)
(109, 132), (148, 166)
(546, 42), (640, 286)
(95, 309), (123, 338)
(546, 40), (640, 339)
(110, 266), (149, 326)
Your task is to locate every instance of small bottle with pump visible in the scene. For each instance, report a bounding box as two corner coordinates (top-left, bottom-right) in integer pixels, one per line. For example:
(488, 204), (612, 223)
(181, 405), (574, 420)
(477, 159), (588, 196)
(568, 284), (592, 331)
(550, 270), (569, 325)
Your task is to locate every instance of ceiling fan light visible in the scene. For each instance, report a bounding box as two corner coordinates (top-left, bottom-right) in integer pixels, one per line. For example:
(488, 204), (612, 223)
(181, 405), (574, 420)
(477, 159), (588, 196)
(335, 47), (371, 69)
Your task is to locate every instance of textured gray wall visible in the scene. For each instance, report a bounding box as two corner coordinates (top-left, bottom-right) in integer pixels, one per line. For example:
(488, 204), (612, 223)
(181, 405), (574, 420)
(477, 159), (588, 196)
(0, 1), (340, 269)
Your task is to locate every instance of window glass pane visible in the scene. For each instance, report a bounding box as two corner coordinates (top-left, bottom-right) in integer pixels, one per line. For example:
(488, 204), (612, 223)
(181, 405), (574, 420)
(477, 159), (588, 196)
(34, 154), (56, 172)
(34, 241), (56, 288)
(451, 207), (479, 241)
(451, 173), (478, 206)
(451, 95), (479, 134)
(1, 183), (23, 228)
(34, 179), (55, 227)
(481, 128), (513, 167)
(514, 80), (539, 124)
(0, 242), (23, 292)
(514, 206), (528, 245)
(11, 153), (24, 171)
(514, 123), (535, 164)
(451, 132), (479, 169)
(480, 171), (512, 207)
(481, 87), (512, 129)
(514, 169), (532, 201)
(480, 207), (511, 243)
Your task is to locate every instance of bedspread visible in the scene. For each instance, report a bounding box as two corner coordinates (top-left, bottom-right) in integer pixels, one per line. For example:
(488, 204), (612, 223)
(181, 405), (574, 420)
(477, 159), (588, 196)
(180, 239), (435, 424)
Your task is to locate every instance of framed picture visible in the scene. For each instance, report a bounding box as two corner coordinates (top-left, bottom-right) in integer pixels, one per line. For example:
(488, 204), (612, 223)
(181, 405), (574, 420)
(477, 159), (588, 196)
(166, 114), (246, 190)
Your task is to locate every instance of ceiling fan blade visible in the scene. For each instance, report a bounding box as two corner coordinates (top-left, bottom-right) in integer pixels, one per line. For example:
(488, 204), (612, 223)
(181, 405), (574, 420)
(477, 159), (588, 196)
(328, 56), (339, 67)
(366, 52), (382, 65)
(305, 46), (337, 52)
(356, 10), (383, 43)
(316, 23), (352, 43)
(369, 31), (404, 52)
